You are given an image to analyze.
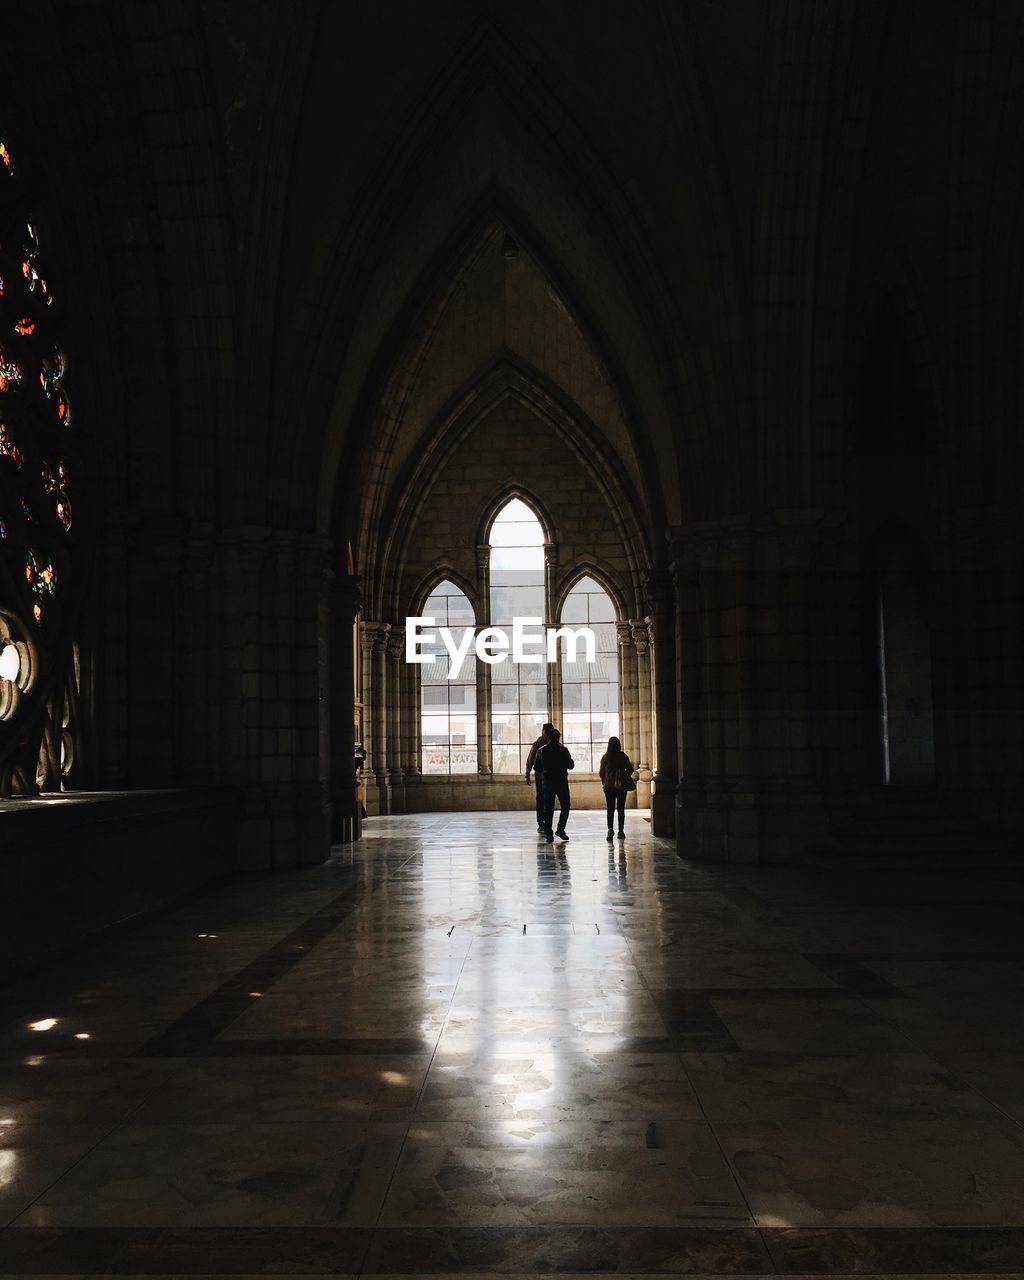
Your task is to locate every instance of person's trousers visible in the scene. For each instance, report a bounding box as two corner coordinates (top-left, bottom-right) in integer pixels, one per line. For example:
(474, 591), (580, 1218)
(534, 776), (545, 827)
(605, 787), (627, 831)
(543, 780), (571, 834)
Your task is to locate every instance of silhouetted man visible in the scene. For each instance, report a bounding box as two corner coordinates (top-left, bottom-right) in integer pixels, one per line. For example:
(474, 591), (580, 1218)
(535, 727), (574, 843)
(524, 721), (554, 833)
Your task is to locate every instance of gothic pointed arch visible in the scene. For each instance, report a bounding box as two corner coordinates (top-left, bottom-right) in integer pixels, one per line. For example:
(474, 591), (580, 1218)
(410, 565), (481, 620)
(289, 23), (704, 541)
(370, 356), (651, 625)
(553, 562), (629, 625)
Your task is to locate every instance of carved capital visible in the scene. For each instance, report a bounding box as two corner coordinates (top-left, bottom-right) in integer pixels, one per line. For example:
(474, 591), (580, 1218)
(615, 621), (633, 649)
(630, 620), (649, 654)
(362, 620), (391, 654)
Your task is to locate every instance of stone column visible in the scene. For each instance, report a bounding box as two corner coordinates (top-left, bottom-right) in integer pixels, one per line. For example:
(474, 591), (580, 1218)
(616, 622), (640, 808)
(387, 631), (406, 812)
(989, 512), (1024, 831)
(476, 544), (492, 774)
(94, 521), (132, 786)
(361, 621), (391, 815)
(329, 572), (362, 842)
(222, 525), (271, 868)
(127, 523), (183, 783)
(289, 532), (334, 865)
(672, 513), (831, 864)
(179, 523), (217, 785)
(544, 542), (560, 729)
(632, 620), (654, 793)
(645, 570), (678, 837)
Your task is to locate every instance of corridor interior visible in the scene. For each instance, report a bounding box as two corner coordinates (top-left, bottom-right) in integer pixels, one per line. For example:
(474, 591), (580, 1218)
(0, 812), (1023, 1274)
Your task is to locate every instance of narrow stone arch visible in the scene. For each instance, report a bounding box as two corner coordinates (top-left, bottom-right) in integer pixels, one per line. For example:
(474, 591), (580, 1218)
(552, 562), (630, 625)
(374, 359), (651, 623)
(409, 567), (481, 621)
(300, 38), (696, 544)
(478, 486), (557, 554)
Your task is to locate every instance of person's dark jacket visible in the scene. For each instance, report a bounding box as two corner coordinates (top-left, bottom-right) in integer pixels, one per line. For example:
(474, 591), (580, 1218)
(535, 741), (574, 786)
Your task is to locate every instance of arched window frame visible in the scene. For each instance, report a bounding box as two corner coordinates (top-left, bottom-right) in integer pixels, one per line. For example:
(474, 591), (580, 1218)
(554, 568), (623, 772)
(415, 575), (479, 776)
(484, 495), (550, 776)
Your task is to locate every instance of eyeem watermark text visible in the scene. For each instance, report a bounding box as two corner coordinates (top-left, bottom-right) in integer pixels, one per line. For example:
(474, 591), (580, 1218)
(406, 616), (596, 681)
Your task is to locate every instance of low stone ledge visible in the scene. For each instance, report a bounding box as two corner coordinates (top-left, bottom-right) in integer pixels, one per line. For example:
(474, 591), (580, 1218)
(0, 787), (239, 980)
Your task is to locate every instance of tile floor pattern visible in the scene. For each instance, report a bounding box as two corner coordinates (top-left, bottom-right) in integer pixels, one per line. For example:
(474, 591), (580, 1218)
(0, 812), (1023, 1276)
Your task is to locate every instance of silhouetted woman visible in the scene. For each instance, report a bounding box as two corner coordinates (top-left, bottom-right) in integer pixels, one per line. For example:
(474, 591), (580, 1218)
(598, 736), (634, 840)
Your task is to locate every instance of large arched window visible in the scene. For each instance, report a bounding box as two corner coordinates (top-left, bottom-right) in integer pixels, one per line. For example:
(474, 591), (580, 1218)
(560, 576), (618, 771)
(489, 498), (547, 774)
(0, 128), (82, 795)
(420, 580), (477, 774)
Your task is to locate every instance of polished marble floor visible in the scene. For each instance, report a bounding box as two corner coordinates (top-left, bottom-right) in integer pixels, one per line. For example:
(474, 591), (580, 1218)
(1, 811), (1024, 1276)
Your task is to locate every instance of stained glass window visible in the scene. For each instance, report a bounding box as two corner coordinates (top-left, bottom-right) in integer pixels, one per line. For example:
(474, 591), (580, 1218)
(489, 498), (548, 773)
(419, 580), (477, 774)
(0, 126), (83, 793)
(0, 135), (75, 636)
(560, 576), (618, 771)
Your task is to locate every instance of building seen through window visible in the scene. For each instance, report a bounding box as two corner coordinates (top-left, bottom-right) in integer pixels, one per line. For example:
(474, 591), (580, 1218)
(560, 575), (618, 770)
(419, 580), (477, 774)
(489, 498), (547, 773)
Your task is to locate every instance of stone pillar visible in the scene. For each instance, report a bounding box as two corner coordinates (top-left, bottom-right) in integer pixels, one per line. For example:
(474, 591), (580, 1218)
(127, 523), (183, 784)
(616, 620), (639, 771)
(672, 513), (830, 864)
(476, 544), (492, 774)
(544, 542), (560, 728)
(989, 512), (1024, 831)
(179, 523), (217, 785)
(632, 620), (654, 792)
(94, 521), (132, 786)
(645, 570), (678, 837)
(329, 572), (362, 843)
(223, 525), (271, 869)
(361, 621), (391, 815)
(387, 631), (406, 812)
(403, 650), (421, 776)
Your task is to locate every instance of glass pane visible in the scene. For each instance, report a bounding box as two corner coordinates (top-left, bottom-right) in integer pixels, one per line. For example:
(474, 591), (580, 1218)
(447, 599), (475, 627)
(518, 683), (547, 714)
(562, 680), (585, 711)
(489, 519), (543, 548)
(490, 545), (544, 572)
(421, 653), (450, 681)
(421, 746), (449, 774)
(592, 622), (617, 653)
(448, 712), (477, 745)
(492, 710), (518, 744)
(572, 743), (594, 772)
(490, 655), (517, 683)
(518, 710), (545, 744)
(560, 594), (588, 624)
(492, 741), (521, 774)
(590, 654), (616, 681)
(421, 714), (451, 741)
(563, 711), (591, 743)
(587, 592), (616, 623)
(591, 683), (616, 712)
(451, 747), (478, 774)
